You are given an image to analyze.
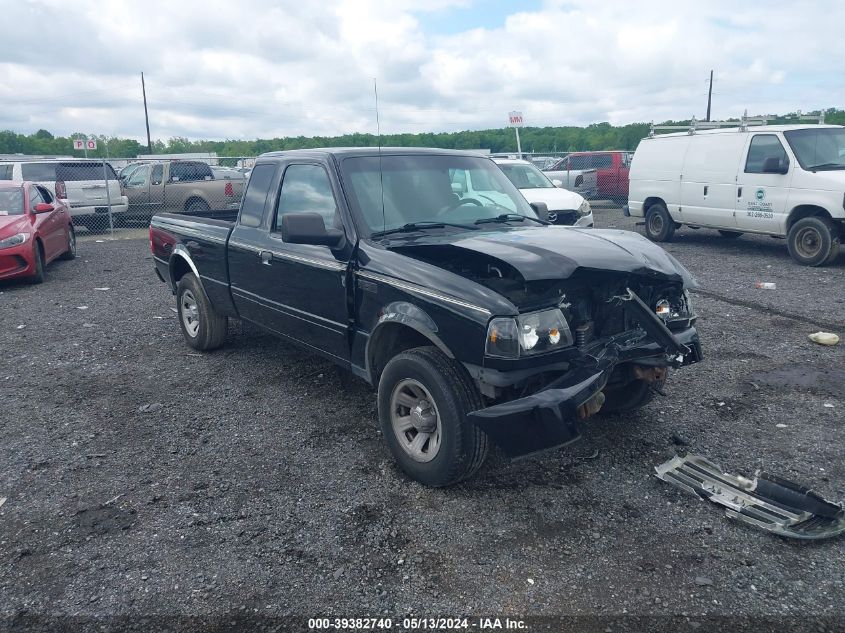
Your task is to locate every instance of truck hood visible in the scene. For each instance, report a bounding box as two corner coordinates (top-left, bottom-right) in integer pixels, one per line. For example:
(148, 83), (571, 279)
(518, 187), (584, 211)
(391, 226), (697, 288)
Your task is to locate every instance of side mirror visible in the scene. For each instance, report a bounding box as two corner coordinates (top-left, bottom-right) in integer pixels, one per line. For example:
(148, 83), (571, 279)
(762, 156), (789, 174)
(34, 202), (54, 213)
(280, 212), (345, 248)
(551, 179), (563, 187)
(530, 201), (549, 222)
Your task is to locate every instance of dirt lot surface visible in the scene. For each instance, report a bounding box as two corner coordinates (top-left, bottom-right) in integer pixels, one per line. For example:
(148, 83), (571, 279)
(2, 208), (844, 631)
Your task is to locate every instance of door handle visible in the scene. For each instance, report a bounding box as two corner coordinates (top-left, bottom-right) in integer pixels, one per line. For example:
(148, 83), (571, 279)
(703, 185), (708, 196)
(259, 250), (273, 266)
(737, 187), (743, 198)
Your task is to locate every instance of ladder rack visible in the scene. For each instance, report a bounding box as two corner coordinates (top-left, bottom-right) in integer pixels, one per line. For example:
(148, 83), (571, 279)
(648, 109), (826, 137)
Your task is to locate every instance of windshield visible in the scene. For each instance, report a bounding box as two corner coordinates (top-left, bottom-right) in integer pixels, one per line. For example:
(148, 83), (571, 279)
(341, 154), (537, 235)
(0, 188), (24, 215)
(498, 163), (555, 189)
(784, 128), (845, 170)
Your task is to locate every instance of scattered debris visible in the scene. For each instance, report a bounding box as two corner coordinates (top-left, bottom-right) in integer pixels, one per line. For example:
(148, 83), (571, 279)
(823, 403), (835, 409)
(671, 433), (690, 447)
(76, 306), (89, 310)
(808, 332), (840, 346)
(656, 454), (845, 540)
(775, 423), (788, 428)
(527, 578), (535, 585)
(94, 287), (110, 291)
(95, 240), (105, 243)
(694, 576), (713, 587)
(170, 307), (178, 313)
(82, 323), (95, 328)
(0, 497), (6, 509)
(16, 325), (26, 330)
(755, 282), (776, 290)
(153, 316), (164, 320)
(138, 403), (163, 413)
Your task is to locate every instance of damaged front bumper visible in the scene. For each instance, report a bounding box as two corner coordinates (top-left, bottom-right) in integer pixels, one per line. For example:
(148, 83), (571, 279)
(467, 289), (702, 459)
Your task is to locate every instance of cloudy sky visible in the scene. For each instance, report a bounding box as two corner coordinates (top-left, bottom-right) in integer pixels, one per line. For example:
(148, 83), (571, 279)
(1, 0), (843, 141)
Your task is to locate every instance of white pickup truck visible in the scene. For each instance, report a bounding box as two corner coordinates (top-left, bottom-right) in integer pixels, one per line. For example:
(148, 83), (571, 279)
(544, 157), (599, 199)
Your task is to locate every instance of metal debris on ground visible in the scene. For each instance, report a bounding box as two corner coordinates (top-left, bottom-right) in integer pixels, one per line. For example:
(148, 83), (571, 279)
(754, 282), (776, 289)
(0, 497), (6, 509)
(655, 454), (845, 540)
(808, 331), (840, 346)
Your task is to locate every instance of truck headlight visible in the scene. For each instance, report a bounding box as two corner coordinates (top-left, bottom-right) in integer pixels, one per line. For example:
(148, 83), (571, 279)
(578, 199), (591, 216)
(486, 308), (573, 359)
(0, 233), (28, 249)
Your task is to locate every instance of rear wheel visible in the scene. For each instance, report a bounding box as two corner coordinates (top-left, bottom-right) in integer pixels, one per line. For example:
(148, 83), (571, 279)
(718, 230), (743, 239)
(28, 242), (45, 284)
(60, 226), (77, 260)
(644, 202), (675, 242)
(186, 199), (210, 216)
(786, 216), (840, 266)
(176, 273), (227, 350)
(378, 346), (488, 487)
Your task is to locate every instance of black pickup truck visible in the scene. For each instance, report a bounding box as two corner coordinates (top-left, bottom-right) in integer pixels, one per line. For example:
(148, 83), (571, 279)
(150, 148), (702, 487)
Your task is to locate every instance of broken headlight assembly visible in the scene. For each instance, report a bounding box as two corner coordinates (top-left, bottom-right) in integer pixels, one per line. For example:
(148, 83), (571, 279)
(485, 308), (573, 359)
(655, 289), (695, 320)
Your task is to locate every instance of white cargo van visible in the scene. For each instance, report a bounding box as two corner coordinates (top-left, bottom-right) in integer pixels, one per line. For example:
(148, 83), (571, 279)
(628, 124), (845, 266)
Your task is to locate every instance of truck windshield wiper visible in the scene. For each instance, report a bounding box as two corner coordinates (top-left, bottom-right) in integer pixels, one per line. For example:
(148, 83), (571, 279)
(371, 221), (479, 238)
(475, 213), (549, 225)
(806, 162), (845, 171)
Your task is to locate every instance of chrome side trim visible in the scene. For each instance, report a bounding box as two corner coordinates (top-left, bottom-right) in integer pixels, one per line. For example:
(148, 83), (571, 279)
(170, 244), (200, 280)
(357, 270), (491, 315)
(228, 240), (346, 271)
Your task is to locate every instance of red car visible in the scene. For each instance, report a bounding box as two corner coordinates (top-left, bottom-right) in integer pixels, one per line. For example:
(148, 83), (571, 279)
(0, 181), (76, 283)
(551, 151), (633, 200)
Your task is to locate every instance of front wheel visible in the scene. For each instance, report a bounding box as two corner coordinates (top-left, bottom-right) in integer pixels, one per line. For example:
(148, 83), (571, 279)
(601, 376), (665, 414)
(377, 346), (488, 487)
(28, 242), (45, 284)
(786, 217), (840, 266)
(176, 274), (227, 350)
(644, 202), (675, 242)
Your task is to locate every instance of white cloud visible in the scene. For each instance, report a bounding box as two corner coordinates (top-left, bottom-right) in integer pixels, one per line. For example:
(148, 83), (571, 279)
(0, 0), (842, 142)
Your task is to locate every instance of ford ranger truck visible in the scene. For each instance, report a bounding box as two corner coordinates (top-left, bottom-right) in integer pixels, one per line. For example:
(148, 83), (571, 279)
(150, 148), (702, 487)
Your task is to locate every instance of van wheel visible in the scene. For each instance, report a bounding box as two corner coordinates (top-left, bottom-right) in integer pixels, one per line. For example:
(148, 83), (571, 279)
(718, 230), (743, 239)
(786, 217), (840, 266)
(176, 274), (227, 350)
(644, 202), (675, 242)
(377, 346), (488, 487)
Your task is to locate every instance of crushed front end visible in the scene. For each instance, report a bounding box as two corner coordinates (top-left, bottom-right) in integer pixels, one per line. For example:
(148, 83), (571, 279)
(465, 276), (702, 459)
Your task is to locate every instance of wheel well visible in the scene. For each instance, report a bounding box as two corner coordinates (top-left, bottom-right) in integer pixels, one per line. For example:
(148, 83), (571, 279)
(368, 323), (435, 384)
(643, 196), (666, 213)
(170, 255), (192, 286)
(185, 196), (209, 212)
(35, 237), (44, 256)
(787, 205), (832, 232)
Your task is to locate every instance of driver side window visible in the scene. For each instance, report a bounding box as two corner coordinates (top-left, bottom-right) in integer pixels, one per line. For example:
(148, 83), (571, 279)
(127, 166), (149, 187)
(273, 164), (340, 231)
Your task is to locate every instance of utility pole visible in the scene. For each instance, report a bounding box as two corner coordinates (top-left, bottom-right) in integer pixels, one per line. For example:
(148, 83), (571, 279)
(141, 72), (153, 154)
(706, 70), (713, 122)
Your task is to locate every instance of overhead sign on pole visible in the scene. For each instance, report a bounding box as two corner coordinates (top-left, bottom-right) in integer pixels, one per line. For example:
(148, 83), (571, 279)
(73, 139), (85, 150)
(508, 111), (524, 127)
(86, 139), (97, 150)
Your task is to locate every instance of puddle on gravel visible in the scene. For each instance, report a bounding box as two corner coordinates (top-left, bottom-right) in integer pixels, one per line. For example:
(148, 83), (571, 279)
(748, 365), (845, 397)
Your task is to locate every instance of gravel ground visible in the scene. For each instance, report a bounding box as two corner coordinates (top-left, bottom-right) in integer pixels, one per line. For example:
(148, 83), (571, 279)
(1, 208), (843, 631)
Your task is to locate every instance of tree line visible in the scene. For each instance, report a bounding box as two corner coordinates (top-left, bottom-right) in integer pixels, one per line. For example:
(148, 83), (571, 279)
(2, 109), (843, 160)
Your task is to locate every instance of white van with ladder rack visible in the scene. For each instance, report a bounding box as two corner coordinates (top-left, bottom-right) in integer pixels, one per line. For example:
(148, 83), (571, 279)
(628, 113), (844, 265)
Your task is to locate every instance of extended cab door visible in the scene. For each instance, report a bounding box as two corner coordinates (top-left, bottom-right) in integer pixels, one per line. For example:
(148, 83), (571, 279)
(229, 161), (354, 363)
(735, 133), (793, 235)
(123, 164), (151, 215)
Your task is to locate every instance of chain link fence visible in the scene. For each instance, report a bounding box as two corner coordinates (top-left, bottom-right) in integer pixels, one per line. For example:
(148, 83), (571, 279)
(1, 150), (630, 237)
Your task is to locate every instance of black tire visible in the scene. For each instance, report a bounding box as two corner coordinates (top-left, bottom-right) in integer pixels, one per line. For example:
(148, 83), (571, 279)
(601, 377), (665, 414)
(644, 202), (675, 242)
(175, 273), (227, 351)
(186, 199), (210, 216)
(60, 226), (77, 260)
(28, 241), (45, 284)
(786, 216), (840, 267)
(718, 230), (743, 239)
(377, 346), (488, 487)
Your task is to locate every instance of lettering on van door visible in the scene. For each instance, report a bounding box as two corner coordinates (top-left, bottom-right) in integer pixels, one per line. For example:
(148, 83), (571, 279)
(745, 188), (774, 219)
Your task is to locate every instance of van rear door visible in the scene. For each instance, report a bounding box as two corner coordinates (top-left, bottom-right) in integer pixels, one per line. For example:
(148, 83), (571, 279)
(734, 133), (793, 235)
(679, 132), (746, 229)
